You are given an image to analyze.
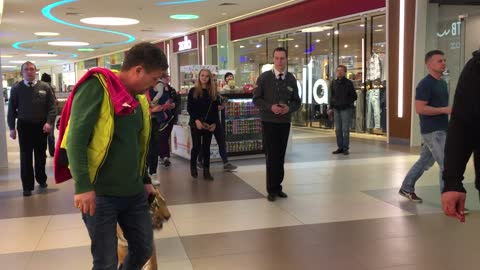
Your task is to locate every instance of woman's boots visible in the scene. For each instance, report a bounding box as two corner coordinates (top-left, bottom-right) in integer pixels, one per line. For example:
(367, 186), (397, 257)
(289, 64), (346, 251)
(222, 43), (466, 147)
(203, 169), (214, 181)
(190, 164), (198, 178)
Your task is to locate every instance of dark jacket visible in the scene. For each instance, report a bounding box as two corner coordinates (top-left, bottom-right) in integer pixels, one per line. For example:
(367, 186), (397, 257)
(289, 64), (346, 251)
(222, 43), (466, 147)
(330, 77), (357, 110)
(253, 70), (301, 123)
(187, 88), (219, 127)
(443, 50), (480, 193)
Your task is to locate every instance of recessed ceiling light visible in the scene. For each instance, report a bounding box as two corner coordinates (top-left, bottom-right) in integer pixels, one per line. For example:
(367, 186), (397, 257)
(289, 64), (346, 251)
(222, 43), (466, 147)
(256, 44), (262, 48)
(301, 26), (333, 33)
(1, 55), (13, 58)
(294, 45), (299, 48)
(378, 24), (384, 27)
(315, 39), (320, 43)
(80, 17), (139, 26)
(327, 33), (331, 36)
(170, 14), (199, 20)
(240, 45), (245, 48)
(334, 30), (339, 35)
(360, 24), (365, 27)
(344, 44), (348, 48)
(374, 29), (384, 32)
(34, 32), (60, 36)
(10, 60), (35, 64)
(26, 53), (57, 57)
(156, 0), (207, 6)
(48, 41), (90, 46)
(78, 48), (95, 52)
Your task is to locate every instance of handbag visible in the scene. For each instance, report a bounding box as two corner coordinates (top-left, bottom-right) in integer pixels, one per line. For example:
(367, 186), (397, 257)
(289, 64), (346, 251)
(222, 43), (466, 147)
(201, 99), (213, 129)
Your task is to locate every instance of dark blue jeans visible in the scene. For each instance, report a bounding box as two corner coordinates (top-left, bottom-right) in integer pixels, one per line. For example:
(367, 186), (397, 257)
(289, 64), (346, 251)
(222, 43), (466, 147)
(82, 192), (153, 270)
(334, 107), (353, 151)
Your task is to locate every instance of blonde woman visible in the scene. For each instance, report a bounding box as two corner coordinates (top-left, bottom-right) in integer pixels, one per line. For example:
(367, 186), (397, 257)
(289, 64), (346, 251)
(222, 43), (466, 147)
(187, 69), (219, 180)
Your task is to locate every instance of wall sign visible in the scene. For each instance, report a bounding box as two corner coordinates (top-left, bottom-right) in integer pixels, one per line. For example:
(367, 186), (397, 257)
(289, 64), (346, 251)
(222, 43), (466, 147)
(178, 36), (192, 51)
(296, 62), (329, 105)
(436, 21), (461, 38)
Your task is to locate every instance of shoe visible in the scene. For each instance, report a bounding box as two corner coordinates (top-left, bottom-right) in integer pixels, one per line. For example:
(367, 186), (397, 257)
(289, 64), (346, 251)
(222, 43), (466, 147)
(191, 166), (198, 178)
(398, 189), (423, 203)
(343, 150), (350, 155)
(267, 194), (276, 202)
(39, 183), (48, 189)
(223, 162), (237, 171)
(23, 190), (32, 197)
(277, 191), (288, 198)
(463, 208), (470, 215)
(151, 178), (160, 185)
(163, 158), (171, 167)
(203, 170), (214, 181)
(332, 149), (343, 154)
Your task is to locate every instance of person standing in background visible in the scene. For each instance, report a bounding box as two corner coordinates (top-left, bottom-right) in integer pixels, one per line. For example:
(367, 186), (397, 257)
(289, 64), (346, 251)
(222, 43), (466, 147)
(7, 62), (57, 196)
(40, 73), (58, 157)
(328, 65), (357, 156)
(253, 47), (301, 202)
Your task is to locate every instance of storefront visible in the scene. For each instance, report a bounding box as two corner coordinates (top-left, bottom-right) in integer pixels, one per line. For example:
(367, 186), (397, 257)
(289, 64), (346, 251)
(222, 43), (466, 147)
(173, 33), (200, 93)
(231, 7), (387, 135)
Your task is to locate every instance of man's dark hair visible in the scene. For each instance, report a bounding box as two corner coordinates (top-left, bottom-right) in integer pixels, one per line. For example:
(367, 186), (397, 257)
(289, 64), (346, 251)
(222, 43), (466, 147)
(41, 73), (52, 83)
(21, 61), (37, 72)
(122, 42), (169, 72)
(224, 72), (233, 81)
(273, 47), (288, 58)
(425, 50), (444, 63)
(337, 65), (347, 73)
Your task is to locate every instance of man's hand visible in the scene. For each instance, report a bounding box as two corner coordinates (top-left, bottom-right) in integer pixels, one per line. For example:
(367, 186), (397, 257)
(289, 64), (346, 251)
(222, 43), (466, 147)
(443, 106), (452, 115)
(43, 123), (52, 134)
(9, 130), (16, 140)
(195, 120), (204, 130)
(208, 123), (216, 132)
(441, 191), (467, 222)
(327, 109), (333, 117)
(144, 184), (155, 197)
(74, 191), (96, 216)
(278, 104), (289, 115)
(271, 104), (283, 115)
(151, 105), (164, 112)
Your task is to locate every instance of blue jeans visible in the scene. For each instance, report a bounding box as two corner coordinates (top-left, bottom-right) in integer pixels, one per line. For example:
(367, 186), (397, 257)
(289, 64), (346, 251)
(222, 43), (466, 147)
(401, 130), (446, 193)
(82, 192), (153, 270)
(334, 107), (353, 151)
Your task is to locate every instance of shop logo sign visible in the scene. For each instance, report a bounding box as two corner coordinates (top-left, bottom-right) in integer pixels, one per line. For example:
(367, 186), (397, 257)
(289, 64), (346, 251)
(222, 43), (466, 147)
(178, 36), (192, 51)
(437, 21), (461, 38)
(296, 62), (329, 105)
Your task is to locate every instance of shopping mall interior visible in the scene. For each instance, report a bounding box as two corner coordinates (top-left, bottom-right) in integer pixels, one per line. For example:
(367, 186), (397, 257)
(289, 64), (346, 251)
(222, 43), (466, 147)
(1, 0), (480, 269)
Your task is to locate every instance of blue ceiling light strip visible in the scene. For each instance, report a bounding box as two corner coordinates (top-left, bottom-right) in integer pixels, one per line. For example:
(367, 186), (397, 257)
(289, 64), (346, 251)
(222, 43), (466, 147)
(156, 0), (207, 6)
(12, 38), (79, 58)
(42, 0), (135, 47)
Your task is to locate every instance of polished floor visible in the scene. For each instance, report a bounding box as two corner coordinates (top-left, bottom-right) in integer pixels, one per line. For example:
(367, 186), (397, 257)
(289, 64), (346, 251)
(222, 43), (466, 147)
(0, 127), (478, 270)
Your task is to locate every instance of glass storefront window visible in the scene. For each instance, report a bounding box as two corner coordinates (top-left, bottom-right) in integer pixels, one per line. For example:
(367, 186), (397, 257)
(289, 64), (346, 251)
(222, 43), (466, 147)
(233, 38), (266, 86)
(178, 50), (199, 93)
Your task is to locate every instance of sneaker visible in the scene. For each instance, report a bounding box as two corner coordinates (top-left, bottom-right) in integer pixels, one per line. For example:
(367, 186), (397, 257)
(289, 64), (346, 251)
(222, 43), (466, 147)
(39, 183), (48, 189)
(343, 150), (350, 155)
(163, 158), (171, 167)
(398, 189), (423, 203)
(332, 149), (343, 154)
(223, 162), (237, 171)
(463, 208), (470, 215)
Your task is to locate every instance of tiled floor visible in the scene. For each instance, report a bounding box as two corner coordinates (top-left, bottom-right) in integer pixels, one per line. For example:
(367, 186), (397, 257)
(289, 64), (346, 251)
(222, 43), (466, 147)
(0, 127), (478, 270)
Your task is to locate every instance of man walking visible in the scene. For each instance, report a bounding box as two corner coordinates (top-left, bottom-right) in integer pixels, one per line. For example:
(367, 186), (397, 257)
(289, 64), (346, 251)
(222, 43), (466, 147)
(55, 42), (168, 269)
(399, 50), (451, 203)
(328, 65), (357, 155)
(7, 61), (57, 196)
(253, 47), (301, 202)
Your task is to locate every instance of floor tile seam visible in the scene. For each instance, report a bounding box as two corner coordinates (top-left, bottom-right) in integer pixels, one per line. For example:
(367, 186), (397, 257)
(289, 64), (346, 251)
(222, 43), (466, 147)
(32, 215), (55, 253)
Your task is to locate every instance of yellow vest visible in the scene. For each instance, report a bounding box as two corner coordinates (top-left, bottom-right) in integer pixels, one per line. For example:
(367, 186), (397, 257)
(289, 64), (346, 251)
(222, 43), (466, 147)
(60, 74), (151, 184)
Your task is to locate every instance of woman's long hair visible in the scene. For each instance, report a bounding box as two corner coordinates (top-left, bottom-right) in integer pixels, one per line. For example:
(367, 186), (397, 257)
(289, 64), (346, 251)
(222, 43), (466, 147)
(193, 69), (217, 100)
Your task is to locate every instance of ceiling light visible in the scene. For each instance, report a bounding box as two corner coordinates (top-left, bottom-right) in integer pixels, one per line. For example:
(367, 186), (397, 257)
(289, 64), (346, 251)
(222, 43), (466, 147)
(277, 38), (294, 41)
(301, 26), (333, 33)
(327, 33), (331, 36)
(1, 55), (13, 58)
(156, 0), (207, 5)
(19, 11), (25, 14)
(378, 24), (384, 27)
(334, 30), (339, 35)
(170, 14), (199, 20)
(375, 29), (384, 32)
(48, 41), (90, 46)
(80, 17), (139, 26)
(26, 53), (57, 57)
(1, 66), (16, 68)
(256, 44), (262, 48)
(10, 60), (35, 64)
(294, 45), (299, 48)
(78, 48), (95, 52)
(315, 39), (320, 43)
(344, 44), (348, 48)
(48, 60), (62, 62)
(240, 45), (245, 48)
(34, 32), (59, 36)
(360, 24), (365, 27)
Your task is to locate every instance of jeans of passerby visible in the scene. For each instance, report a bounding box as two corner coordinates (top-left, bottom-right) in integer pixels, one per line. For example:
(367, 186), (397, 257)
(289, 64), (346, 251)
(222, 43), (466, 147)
(147, 120), (161, 175)
(198, 121), (228, 164)
(82, 192), (153, 270)
(401, 130), (446, 193)
(262, 121), (290, 195)
(159, 123), (174, 159)
(333, 107), (353, 151)
(355, 89), (365, 132)
(366, 89), (381, 129)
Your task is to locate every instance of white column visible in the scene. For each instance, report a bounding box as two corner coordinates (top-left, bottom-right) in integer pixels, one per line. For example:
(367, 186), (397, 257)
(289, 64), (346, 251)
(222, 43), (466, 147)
(0, 52), (9, 168)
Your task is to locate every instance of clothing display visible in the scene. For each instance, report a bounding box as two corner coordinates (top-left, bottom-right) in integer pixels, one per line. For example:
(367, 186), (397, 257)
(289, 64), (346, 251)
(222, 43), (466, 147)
(355, 89), (365, 132)
(367, 53), (384, 81)
(366, 88), (381, 129)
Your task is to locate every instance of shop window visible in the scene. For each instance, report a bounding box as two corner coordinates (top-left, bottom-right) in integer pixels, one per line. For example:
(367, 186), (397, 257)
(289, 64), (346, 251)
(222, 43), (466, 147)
(178, 51), (199, 93)
(233, 38), (266, 86)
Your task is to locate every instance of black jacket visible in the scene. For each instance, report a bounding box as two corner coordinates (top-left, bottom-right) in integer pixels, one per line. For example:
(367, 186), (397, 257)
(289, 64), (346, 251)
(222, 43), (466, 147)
(187, 88), (219, 127)
(443, 51), (480, 193)
(330, 77), (357, 110)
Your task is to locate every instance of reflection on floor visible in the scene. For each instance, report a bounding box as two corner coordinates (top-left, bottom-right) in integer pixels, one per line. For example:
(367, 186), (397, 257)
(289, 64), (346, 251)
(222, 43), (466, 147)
(0, 128), (477, 270)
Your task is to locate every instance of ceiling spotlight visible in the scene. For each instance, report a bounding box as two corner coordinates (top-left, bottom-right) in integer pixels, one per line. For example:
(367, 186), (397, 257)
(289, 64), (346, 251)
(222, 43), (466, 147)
(170, 14), (199, 20)
(327, 33), (331, 36)
(80, 17), (139, 26)
(256, 44), (262, 48)
(26, 53), (57, 57)
(334, 30), (339, 35)
(378, 24), (384, 27)
(294, 45), (299, 48)
(344, 44), (348, 48)
(315, 39), (320, 43)
(34, 32), (60, 36)
(360, 24), (365, 27)
(48, 41), (90, 46)
(240, 45), (245, 48)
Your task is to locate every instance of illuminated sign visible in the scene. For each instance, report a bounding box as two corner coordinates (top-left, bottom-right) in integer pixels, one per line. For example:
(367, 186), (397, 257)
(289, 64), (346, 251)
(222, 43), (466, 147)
(178, 36), (192, 51)
(436, 21), (461, 38)
(296, 61), (329, 105)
